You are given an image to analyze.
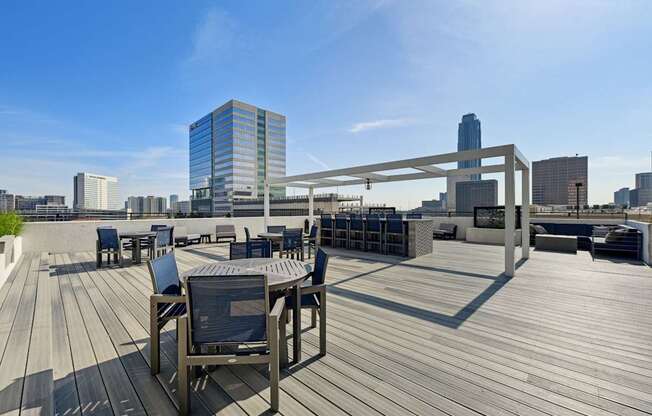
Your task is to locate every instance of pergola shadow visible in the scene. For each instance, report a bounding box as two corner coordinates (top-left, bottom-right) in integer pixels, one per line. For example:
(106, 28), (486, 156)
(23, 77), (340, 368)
(326, 259), (512, 329)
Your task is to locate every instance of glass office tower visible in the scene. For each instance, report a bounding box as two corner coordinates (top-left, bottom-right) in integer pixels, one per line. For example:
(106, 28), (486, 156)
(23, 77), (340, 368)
(457, 113), (482, 181)
(189, 100), (286, 216)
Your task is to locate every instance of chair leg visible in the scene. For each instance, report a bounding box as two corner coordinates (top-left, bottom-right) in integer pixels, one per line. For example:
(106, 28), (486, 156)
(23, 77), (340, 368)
(319, 291), (327, 356)
(310, 308), (317, 328)
(178, 317), (190, 416)
(269, 316), (280, 412)
(280, 308), (288, 368)
(150, 299), (160, 375)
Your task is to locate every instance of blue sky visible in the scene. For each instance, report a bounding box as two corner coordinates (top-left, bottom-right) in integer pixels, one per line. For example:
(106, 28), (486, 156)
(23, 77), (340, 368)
(1, 1), (651, 208)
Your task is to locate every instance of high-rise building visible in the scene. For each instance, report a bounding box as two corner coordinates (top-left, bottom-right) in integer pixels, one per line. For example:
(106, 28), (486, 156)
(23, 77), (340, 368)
(457, 113), (482, 181)
(532, 156), (588, 206)
(455, 180), (498, 213)
(614, 187), (630, 208)
(73, 173), (121, 210)
(0, 190), (15, 213)
(189, 99), (286, 216)
(127, 196), (167, 214)
(14, 195), (66, 210)
(630, 188), (652, 208)
(635, 172), (652, 190)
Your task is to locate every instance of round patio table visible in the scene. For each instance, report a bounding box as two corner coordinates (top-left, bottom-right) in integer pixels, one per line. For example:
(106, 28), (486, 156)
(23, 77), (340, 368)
(257, 232), (283, 240)
(119, 231), (156, 264)
(183, 257), (312, 364)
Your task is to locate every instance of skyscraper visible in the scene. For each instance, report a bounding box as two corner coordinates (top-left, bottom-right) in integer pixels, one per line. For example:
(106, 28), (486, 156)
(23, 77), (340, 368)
(635, 172), (652, 190)
(532, 156), (588, 206)
(455, 180), (498, 213)
(169, 194), (179, 213)
(457, 113), (482, 181)
(73, 173), (121, 210)
(614, 187), (630, 208)
(189, 99), (286, 216)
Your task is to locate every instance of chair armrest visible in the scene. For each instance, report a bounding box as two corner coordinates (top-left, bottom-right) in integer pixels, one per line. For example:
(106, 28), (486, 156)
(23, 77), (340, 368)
(270, 297), (285, 322)
(150, 294), (186, 304)
(301, 283), (326, 295)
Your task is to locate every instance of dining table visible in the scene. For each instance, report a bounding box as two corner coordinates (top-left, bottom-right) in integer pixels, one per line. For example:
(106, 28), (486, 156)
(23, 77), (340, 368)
(182, 257), (313, 365)
(118, 231), (156, 264)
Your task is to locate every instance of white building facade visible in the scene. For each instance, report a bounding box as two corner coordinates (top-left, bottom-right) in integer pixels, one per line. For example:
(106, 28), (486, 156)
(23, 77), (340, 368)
(73, 173), (121, 210)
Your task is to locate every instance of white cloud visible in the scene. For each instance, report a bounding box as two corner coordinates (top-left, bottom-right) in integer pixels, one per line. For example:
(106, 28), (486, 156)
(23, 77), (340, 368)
(349, 118), (412, 133)
(186, 7), (236, 64)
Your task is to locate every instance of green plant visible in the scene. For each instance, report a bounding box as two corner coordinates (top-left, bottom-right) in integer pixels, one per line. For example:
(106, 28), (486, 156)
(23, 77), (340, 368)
(0, 212), (23, 237)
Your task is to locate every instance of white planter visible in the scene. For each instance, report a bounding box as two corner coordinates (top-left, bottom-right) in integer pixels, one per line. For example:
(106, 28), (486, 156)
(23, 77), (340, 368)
(0, 235), (22, 288)
(466, 227), (522, 246)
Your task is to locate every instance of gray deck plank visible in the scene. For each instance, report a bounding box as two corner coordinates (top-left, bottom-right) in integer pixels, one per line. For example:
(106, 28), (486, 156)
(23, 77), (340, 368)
(0, 254), (39, 416)
(55, 254), (113, 416)
(50, 254), (81, 416)
(21, 253), (54, 416)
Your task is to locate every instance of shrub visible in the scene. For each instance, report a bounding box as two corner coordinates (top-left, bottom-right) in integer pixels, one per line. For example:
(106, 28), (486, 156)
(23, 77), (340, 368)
(0, 212), (24, 237)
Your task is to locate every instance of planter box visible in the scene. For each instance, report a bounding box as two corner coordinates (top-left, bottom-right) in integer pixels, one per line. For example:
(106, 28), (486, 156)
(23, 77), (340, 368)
(0, 235), (22, 288)
(466, 227), (522, 246)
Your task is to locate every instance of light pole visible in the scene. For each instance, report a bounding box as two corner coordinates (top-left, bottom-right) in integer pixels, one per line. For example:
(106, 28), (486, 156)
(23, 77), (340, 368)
(575, 182), (583, 219)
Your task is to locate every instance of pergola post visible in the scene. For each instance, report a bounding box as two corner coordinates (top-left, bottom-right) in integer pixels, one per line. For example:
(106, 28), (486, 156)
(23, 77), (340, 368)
(308, 186), (314, 226)
(264, 180), (270, 229)
(521, 167), (530, 259)
(504, 152), (516, 277)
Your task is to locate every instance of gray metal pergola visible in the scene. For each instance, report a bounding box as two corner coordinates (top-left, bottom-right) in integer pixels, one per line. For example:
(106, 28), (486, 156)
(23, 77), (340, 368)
(265, 144), (530, 277)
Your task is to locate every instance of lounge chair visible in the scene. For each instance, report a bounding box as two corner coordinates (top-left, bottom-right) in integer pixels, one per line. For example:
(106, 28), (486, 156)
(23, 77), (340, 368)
(433, 223), (457, 240)
(178, 274), (284, 414)
(215, 224), (237, 243)
(174, 226), (201, 247)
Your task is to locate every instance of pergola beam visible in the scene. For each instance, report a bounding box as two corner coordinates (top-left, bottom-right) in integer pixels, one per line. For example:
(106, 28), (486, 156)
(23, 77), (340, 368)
(269, 145), (514, 185)
(414, 165), (446, 175)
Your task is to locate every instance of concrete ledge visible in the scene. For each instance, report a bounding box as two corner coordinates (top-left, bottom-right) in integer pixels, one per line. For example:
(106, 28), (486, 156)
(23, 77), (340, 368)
(21, 217), (307, 253)
(466, 227), (522, 246)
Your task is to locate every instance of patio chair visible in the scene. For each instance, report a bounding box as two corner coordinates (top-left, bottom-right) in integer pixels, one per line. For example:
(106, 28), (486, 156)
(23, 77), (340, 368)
(281, 228), (304, 260)
(364, 214), (383, 253)
(248, 240), (272, 258)
(244, 226), (265, 242)
(150, 227), (174, 259)
(96, 227), (122, 268)
(266, 225), (287, 233)
(385, 214), (407, 256)
(229, 242), (248, 260)
(147, 252), (185, 375)
(286, 248), (329, 356)
(320, 214), (333, 247)
(305, 224), (318, 259)
(334, 214), (349, 249)
(178, 275), (284, 414)
(348, 214), (365, 250)
(215, 224), (237, 243)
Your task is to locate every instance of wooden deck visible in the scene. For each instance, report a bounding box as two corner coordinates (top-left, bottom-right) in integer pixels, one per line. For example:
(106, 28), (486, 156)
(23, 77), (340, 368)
(1, 241), (652, 416)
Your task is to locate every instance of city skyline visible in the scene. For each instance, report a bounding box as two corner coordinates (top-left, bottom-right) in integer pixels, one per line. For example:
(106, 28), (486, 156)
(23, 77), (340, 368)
(2, 2), (652, 208)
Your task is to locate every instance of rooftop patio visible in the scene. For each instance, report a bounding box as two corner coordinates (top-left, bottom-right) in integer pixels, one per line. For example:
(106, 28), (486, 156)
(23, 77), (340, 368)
(1, 240), (651, 416)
